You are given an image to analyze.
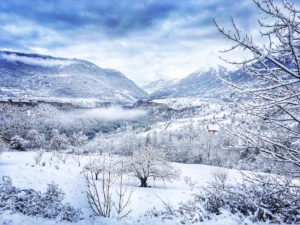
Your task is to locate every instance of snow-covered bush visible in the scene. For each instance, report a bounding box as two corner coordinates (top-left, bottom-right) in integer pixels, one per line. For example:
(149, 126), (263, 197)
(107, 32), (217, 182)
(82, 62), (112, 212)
(204, 174), (300, 223)
(0, 176), (83, 222)
(8, 130), (45, 151)
(146, 173), (300, 224)
(145, 196), (209, 224)
(50, 129), (69, 151)
(42, 183), (82, 221)
(70, 131), (87, 147)
(10, 135), (29, 151)
(26, 129), (45, 149)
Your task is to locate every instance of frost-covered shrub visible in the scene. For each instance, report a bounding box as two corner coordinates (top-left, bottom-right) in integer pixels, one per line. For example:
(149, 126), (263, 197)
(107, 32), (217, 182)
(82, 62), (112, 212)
(146, 174), (300, 224)
(145, 197), (209, 224)
(56, 152), (69, 164)
(26, 129), (45, 149)
(0, 177), (83, 222)
(183, 176), (198, 191)
(50, 129), (69, 151)
(42, 183), (82, 221)
(10, 135), (29, 150)
(70, 131), (87, 147)
(204, 174), (300, 224)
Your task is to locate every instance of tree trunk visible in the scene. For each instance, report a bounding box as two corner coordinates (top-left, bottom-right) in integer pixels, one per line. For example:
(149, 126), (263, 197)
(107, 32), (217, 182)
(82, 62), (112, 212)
(140, 177), (148, 187)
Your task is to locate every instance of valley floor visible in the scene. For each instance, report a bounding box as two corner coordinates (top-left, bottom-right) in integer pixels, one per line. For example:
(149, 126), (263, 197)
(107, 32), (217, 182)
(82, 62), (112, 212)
(0, 151), (285, 225)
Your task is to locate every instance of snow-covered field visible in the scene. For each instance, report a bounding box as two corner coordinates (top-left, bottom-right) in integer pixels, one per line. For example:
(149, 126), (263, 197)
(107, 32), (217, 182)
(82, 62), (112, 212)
(0, 151), (261, 225)
(0, 96), (295, 224)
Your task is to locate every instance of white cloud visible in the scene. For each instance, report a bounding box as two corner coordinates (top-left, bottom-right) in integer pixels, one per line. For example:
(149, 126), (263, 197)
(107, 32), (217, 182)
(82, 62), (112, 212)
(46, 33), (240, 85)
(1, 53), (75, 67)
(1, 0), (261, 85)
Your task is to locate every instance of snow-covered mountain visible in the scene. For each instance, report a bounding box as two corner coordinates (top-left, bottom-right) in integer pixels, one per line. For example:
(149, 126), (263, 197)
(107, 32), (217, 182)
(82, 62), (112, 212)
(0, 51), (148, 104)
(150, 66), (248, 99)
(142, 78), (180, 94)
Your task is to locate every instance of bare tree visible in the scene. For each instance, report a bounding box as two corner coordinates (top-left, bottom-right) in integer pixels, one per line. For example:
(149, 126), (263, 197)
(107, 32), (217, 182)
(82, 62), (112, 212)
(183, 176), (198, 191)
(56, 152), (69, 164)
(114, 160), (133, 219)
(215, 0), (300, 176)
(85, 156), (115, 217)
(84, 157), (103, 180)
(85, 156), (133, 219)
(72, 149), (83, 167)
(209, 169), (228, 191)
(129, 134), (178, 187)
(33, 150), (44, 165)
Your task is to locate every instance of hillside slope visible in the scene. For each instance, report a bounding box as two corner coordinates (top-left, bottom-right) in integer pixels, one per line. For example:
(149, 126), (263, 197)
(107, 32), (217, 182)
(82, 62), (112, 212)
(0, 51), (148, 104)
(151, 66), (248, 99)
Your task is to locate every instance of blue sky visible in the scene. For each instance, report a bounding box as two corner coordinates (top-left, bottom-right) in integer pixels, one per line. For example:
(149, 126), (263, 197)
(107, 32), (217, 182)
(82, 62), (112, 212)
(0, 0), (259, 84)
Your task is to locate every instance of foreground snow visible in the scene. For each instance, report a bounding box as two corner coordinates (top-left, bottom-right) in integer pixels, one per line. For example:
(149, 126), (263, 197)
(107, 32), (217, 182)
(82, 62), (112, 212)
(0, 151), (282, 225)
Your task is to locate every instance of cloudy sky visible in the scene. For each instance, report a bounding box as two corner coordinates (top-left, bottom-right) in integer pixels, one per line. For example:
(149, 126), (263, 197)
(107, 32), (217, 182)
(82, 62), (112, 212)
(0, 0), (260, 85)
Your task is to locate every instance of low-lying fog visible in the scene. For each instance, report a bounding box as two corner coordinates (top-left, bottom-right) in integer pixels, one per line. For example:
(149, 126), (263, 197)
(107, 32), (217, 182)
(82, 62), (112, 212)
(59, 106), (147, 122)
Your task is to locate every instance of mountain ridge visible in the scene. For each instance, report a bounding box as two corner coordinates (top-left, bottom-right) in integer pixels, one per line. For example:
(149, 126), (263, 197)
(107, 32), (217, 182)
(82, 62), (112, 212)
(0, 50), (148, 105)
(149, 65), (249, 100)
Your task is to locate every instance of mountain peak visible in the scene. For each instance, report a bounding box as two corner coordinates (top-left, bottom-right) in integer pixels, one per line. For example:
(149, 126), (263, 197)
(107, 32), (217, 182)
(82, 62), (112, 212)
(193, 65), (228, 75)
(150, 65), (246, 99)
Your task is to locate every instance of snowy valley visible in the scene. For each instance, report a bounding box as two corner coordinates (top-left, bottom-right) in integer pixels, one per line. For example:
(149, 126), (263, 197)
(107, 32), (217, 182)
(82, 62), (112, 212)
(1, 1), (300, 225)
(1, 51), (298, 225)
